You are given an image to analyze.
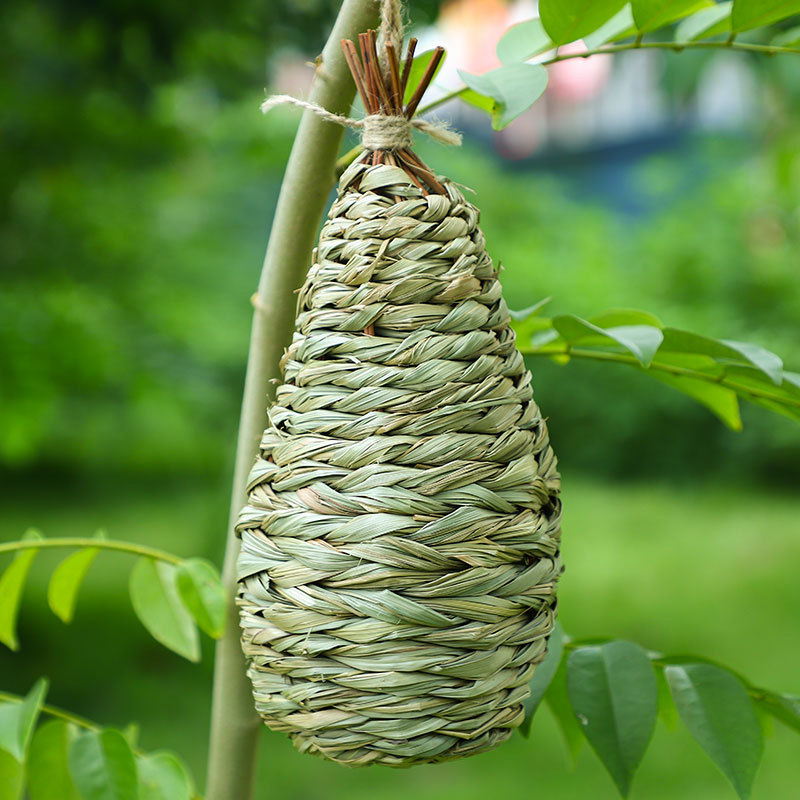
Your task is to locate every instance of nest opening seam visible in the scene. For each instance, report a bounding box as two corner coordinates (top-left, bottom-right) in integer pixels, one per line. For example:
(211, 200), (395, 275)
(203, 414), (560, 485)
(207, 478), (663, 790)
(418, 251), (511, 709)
(236, 30), (562, 767)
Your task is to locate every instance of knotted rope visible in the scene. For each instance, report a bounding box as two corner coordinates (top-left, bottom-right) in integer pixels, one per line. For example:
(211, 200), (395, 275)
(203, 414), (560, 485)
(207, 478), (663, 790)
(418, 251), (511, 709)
(260, 95), (462, 149)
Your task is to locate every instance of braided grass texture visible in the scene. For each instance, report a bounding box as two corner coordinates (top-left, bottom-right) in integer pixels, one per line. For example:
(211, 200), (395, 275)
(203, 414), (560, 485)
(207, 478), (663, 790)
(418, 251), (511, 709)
(236, 159), (562, 766)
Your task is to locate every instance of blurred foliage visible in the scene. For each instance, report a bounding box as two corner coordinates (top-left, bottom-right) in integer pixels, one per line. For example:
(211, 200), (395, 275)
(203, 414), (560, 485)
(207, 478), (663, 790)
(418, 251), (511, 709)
(2, 0), (799, 486)
(0, 0), (439, 474)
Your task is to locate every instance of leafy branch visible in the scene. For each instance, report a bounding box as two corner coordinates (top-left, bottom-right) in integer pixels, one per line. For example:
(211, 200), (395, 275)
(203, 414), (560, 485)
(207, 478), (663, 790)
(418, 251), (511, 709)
(0, 679), (199, 800)
(0, 688), (97, 733)
(5, 625), (796, 800)
(0, 530), (225, 660)
(535, 347), (799, 412)
(7, 531), (794, 798)
(541, 39), (799, 61)
(511, 304), (800, 430)
(523, 627), (800, 799)
(335, 1), (800, 172)
(424, 39), (800, 110)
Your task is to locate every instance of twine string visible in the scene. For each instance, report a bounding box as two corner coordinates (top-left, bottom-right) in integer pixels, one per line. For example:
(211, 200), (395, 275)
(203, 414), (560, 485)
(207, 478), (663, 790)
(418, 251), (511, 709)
(260, 95), (462, 149)
(378, 0), (405, 74)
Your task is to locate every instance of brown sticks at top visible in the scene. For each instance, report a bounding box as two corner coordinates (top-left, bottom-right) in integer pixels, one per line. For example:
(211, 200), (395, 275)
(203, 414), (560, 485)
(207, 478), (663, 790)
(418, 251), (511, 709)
(399, 38), (418, 99)
(384, 42), (402, 112)
(339, 31), (447, 194)
(404, 47), (444, 119)
(340, 33), (444, 124)
(341, 39), (371, 113)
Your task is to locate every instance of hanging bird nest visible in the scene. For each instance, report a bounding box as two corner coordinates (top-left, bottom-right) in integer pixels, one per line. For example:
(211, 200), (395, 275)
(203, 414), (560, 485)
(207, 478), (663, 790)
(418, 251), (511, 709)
(236, 29), (562, 767)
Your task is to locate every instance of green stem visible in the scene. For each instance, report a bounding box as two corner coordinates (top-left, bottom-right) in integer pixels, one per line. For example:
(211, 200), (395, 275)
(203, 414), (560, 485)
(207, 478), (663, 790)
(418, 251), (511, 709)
(421, 40), (800, 114)
(0, 538), (183, 565)
(523, 347), (800, 409)
(0, 691), (97, 731)
(203, 2), (380, 800)
(334, 38), (800, 172)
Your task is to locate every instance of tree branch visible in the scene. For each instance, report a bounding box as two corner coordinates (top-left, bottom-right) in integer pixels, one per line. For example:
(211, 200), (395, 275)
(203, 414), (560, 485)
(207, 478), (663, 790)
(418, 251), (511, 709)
(0, 690), (98, 732)
(0, 537), (184, 565)
(204, 2), (380, 800)
(335, 38), (800, 173)
(423, 40), (800, 113)
(522, 347), (800, 409)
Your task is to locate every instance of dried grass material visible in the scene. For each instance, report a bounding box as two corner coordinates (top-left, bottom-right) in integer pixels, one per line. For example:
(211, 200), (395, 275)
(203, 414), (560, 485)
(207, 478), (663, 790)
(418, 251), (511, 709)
(236, 159), (562, 766)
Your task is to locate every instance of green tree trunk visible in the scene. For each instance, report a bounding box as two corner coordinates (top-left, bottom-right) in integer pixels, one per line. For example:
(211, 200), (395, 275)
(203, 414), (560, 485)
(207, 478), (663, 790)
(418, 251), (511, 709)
(204, 2), (379, 799)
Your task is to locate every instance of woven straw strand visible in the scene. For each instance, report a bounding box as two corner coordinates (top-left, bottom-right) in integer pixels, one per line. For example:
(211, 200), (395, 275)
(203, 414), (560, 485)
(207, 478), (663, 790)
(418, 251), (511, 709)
(236, 160), (562, 767)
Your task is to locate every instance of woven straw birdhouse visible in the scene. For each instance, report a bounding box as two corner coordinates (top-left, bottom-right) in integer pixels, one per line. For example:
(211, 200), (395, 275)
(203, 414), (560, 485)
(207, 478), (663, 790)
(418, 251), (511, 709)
(236, 30), (562, 767)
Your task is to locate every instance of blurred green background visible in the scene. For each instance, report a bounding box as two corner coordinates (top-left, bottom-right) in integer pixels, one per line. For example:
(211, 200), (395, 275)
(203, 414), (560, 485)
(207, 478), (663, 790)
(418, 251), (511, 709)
(2, 0), (799, 797)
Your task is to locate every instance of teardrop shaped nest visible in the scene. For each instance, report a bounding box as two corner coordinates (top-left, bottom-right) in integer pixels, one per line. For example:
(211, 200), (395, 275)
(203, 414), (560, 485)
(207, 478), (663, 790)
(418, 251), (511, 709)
(236, 31), (562, 767)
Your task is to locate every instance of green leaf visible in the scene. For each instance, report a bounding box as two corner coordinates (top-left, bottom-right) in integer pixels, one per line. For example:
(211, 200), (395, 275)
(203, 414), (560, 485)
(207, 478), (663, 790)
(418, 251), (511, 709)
(567, 641), (658, 796)
(0, 748), (23, 800)
(545, 659), (584, 765)
(649, 371), (743, 430)
(720, 366), (800, 422)
(176, 558), (226, 639)
(666, 663), (763, 799)
(553, 315), (664, 366)
(520, 623), (564, 736)
(784, 371), (800, 392)
(459, 88), (495, 114)
(726, 364), (800, 396)
(508, 297), (551, 321)
(69, 729), (138, 800)
(129, 559), (200, 662)
(675, 2), (733, 40)
(754, 690), (800, 735)
(137, 752), (193, 800)
(497, 19), (553, 64)
(457, 63), (548, 129)
(732, 0), (800, 31)
(510, 305), (554, 347)
(403, 50), (446, 105)
(121, 724), (139, 751)
(533, 329), (563, 350)
(720, 340), (783, 384)
(0, 678), (48, 762)
(584, 4), (638, 47)
(632, 0), (714, 32)
(27, 720), (81, 800)
(540, 0), (627, 45)
(660, 328), (783, 384)
(0, 529), (42, 650)
(655, 667), (679, 730)
(48, 544), (100, 624)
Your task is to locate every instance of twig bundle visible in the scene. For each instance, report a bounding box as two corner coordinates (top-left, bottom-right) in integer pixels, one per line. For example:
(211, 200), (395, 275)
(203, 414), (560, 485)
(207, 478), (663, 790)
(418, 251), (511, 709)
(236, 32), (562, 766)
(339, 31), (447, 192)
